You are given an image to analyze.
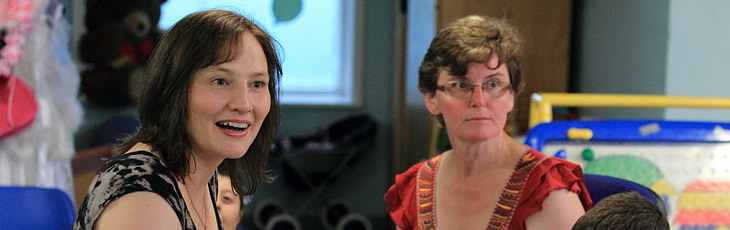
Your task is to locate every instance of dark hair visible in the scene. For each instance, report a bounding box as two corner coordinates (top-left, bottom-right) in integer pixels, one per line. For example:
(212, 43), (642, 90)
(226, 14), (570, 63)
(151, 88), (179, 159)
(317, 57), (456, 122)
(418, 15), (523, 125)
(572, 192), (669, 230)
(119, 10), (280, 196)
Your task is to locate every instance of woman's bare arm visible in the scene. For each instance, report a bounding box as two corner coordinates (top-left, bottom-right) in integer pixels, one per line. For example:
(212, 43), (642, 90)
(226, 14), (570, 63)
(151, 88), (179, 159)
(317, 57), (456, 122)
(94, 191), (181, 230)
(525, 189), (585, 230)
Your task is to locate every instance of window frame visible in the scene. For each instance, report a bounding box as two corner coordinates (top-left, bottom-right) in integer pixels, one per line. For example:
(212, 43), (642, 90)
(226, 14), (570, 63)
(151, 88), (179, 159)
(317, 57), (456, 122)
(278, 0), (363, 107)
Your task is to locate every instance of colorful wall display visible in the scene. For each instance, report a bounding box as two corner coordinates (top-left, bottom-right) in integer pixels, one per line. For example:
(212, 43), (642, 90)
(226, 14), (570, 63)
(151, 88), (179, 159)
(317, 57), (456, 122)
(526, 120), (730, 229)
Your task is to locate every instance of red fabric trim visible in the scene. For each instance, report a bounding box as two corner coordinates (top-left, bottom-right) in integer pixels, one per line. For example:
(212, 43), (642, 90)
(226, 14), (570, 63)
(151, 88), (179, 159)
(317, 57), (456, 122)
(415, 155), (440, 230)
(486, 151), (543, 230)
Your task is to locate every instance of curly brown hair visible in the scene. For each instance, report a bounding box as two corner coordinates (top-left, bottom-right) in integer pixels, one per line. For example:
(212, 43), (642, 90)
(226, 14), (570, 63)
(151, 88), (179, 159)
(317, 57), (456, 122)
(418, 15), (524, 126)
(419, 15), (524, 94)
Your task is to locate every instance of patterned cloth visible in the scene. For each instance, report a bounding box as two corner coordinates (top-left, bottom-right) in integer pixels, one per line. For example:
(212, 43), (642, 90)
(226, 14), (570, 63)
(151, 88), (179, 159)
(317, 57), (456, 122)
(384, 148), (592, 230)
(73, 151), (221, 230)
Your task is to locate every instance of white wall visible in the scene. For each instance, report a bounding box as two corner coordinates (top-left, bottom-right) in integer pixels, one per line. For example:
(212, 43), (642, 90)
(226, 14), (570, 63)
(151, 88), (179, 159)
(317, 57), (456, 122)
(665, 0), (730, 122)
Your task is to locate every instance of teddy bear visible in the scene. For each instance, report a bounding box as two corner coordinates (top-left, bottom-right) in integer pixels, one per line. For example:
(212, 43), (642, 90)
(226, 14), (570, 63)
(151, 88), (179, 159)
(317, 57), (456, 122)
(79, 0), (166, 106)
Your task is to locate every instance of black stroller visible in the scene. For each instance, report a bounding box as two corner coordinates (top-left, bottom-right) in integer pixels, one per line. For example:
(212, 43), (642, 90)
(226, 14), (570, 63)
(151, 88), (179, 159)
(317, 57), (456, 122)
(272, 113), (378, 211)
(254, 114), (377, 229)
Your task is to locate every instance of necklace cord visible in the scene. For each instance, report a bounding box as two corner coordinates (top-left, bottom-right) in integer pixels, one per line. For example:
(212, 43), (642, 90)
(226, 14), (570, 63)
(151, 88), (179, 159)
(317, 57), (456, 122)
(184, 183), (209, 230)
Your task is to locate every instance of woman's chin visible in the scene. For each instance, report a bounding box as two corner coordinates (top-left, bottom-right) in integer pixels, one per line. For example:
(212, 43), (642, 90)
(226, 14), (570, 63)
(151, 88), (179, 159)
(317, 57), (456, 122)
(220, 150), (247, 160)
(454, 129), (502, 142)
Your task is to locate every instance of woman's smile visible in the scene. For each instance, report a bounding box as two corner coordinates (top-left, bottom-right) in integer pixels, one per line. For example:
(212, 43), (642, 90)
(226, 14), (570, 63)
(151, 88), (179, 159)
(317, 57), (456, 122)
(215, 119), (251, 138)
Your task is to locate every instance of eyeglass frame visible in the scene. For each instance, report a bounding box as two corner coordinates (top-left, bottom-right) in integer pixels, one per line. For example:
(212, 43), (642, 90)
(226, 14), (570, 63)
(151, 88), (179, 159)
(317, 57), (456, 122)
(436, 79), (513, 99)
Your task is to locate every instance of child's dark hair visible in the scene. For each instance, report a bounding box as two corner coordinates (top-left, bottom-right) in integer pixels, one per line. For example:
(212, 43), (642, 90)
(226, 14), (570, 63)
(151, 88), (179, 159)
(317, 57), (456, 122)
(572, 192), (669, 230)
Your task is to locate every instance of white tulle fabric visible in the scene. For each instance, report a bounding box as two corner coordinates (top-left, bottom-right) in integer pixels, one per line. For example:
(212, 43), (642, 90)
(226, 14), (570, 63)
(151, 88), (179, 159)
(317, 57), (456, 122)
(0, 0), (83, 201)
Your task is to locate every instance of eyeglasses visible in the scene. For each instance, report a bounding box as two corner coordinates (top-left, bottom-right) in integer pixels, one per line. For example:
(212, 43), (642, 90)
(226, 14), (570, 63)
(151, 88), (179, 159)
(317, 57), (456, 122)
(436, 80), (512, 99)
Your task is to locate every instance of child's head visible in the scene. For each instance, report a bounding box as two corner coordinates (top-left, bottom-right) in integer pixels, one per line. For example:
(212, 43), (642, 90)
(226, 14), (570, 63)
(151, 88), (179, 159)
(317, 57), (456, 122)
(217, 163), (252, 230)
(572, 192), (669, 230)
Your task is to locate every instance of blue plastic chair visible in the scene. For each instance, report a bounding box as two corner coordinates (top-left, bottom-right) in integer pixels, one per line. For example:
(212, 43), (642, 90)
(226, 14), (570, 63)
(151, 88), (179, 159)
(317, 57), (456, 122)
(0, 186), (75, 230)
(583, 174), (667, 216)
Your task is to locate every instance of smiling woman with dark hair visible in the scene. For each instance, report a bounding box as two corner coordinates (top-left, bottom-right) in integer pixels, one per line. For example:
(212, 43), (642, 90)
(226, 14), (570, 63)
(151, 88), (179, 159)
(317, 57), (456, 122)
(74, 9), (282, 230)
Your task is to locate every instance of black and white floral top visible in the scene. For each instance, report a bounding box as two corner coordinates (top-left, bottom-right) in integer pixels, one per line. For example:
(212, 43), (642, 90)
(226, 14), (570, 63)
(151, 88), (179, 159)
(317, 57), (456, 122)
(73, 151), (221, 230)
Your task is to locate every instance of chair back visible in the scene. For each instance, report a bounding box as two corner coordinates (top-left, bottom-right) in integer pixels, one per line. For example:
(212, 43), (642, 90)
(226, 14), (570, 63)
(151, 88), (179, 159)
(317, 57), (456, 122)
(584, 174), (667, 215)
(0, 186), (75, 230)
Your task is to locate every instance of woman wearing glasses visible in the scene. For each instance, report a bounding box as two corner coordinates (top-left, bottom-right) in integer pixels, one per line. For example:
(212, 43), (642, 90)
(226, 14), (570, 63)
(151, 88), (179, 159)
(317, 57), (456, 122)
(384, 15), (592, 230)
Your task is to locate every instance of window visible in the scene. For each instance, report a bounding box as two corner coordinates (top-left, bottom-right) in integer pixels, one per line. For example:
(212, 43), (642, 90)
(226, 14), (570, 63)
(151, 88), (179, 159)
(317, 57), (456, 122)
(160, 0), (361, 106)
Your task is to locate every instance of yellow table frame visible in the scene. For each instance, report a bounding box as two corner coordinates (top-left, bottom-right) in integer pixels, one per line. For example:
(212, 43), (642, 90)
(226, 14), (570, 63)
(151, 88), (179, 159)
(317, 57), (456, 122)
(529, 93), (730, 128)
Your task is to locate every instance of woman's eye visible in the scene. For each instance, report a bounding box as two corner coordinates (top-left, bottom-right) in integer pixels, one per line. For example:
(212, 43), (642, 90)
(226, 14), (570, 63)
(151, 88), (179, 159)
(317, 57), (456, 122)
(487, 81), (500, 88)
(213, 78), (228, 85)
(453, 82), (470, 89)
(251, 81), (267, 89)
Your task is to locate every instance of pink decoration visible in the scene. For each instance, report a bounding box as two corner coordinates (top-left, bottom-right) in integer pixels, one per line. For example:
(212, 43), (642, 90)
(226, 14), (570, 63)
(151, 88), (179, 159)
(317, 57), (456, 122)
(1, 0), (40, 77)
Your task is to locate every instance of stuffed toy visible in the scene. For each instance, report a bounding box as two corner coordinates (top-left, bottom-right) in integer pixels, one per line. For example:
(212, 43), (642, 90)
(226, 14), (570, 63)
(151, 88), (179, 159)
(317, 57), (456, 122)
(79, 0), (166, 106)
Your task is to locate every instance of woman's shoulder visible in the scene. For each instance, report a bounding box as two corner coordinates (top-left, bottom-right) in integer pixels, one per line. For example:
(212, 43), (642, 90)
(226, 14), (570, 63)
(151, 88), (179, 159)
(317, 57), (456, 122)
(508, 148), (592, 228)
(385, 160), (422, 199)
(390, 154), (442, 189)
(92, 191), (182, 229)
(526, 148), (582, 172)
(518, 148), (592, 210)
(521, 148), (586, 187)
(384, 155), (443, 229)
(74, 151), (185, 229)
(94, 151), (176, 186)
(92, 150), (179, 203)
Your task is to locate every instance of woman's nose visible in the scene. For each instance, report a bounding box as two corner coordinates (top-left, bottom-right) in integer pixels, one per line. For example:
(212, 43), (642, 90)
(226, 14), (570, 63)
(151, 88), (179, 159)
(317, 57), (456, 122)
(469, 87), (488, 107)
(229, 89), (253, 112)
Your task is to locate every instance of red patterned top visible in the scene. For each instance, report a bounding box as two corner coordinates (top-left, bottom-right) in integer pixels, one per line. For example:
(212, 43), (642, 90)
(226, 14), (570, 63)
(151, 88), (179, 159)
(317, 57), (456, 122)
(384, 149), (592, 230)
